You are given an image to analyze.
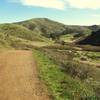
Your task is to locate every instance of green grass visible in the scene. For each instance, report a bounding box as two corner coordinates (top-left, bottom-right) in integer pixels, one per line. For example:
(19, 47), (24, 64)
(0, 23), (51, 42)
(60, 34), (74, 42)
(74, 50), (100, 64)
(33, 49), (95, 100)
(0, 23), (53, 49)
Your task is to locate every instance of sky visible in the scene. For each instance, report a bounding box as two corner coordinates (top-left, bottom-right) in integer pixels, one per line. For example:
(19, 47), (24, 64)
(0, 0), (100, 25)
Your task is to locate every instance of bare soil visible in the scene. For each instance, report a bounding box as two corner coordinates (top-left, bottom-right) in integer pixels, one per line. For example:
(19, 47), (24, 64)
(0, 50), (50, 100)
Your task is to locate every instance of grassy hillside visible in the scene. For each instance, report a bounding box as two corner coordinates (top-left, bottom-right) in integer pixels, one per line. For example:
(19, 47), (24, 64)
(0, 23), (52, 49)
(0, 18), (100, 48)
(78, 29), (100, 46)
(0, 18), (99, 48)
(17, 18), (91, 39)
(0, 23), (49, 42)
(17, 18), (66, 37)
(88, 25), (100, 32)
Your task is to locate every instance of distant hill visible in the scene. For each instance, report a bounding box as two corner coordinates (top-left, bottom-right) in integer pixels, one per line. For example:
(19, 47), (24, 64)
(17, 18), (91, 38)
(17, 18), (67, 38)
(0, 18), (100, 48)
(88, 25), (100, 32)
(78, 29), (100, 46)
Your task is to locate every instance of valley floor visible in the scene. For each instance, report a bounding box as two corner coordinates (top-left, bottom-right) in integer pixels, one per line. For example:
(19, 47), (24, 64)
(0, 50), (50, 100)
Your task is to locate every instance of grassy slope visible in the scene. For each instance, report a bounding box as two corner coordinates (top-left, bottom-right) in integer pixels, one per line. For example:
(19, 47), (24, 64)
(78, 29), (100, 46)
(18, 18), (66, 36)
(0, 24), (49, 42)
(0, 18), (93, 48)
(60, 34), (75, 43)
(18, 18), (91, 38)
(0, 23), (52, 48)
(33, 49), (95, 100)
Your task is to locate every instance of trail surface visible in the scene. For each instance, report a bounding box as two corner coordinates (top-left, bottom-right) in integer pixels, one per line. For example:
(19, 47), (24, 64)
(0, 50), (50, 100)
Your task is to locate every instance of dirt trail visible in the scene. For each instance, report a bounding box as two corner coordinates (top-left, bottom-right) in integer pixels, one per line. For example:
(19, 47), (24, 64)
(0, 50), (50, 100)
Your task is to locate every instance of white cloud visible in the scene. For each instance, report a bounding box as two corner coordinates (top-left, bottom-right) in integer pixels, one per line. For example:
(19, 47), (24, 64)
(65, 0), (100, 9)
(8, 0), (100, 9)
(9, 0), (65, 10)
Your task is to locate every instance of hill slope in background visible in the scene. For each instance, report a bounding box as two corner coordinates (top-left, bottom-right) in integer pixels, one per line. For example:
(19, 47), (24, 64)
(17, 18), (91, 38)
(0, 18), (100, 48)
(88, 25), (100, 32)
(0, 22), (51, 48)
(0, 23), (48, 42)
(78, 29), (100, 46)
(17, 18), (66, 37)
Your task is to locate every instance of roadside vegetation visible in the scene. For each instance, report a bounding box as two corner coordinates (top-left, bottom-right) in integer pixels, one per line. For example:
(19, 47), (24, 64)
(33, 49), (96, 100)
(40, 44), (100, 98)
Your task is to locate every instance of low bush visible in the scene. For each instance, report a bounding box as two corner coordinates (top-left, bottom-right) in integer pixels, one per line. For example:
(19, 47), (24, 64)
(33, 49), (95, 100)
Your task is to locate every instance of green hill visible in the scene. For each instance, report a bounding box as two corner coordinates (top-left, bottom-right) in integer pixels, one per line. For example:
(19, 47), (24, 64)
(17, 18), (66, 37)
(78, 29), (100, 46)
(0, 23), (51, 49)
(17, 18), (91, 38)
(0, 18), (99, 48)
(0, 23), (48, 42)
